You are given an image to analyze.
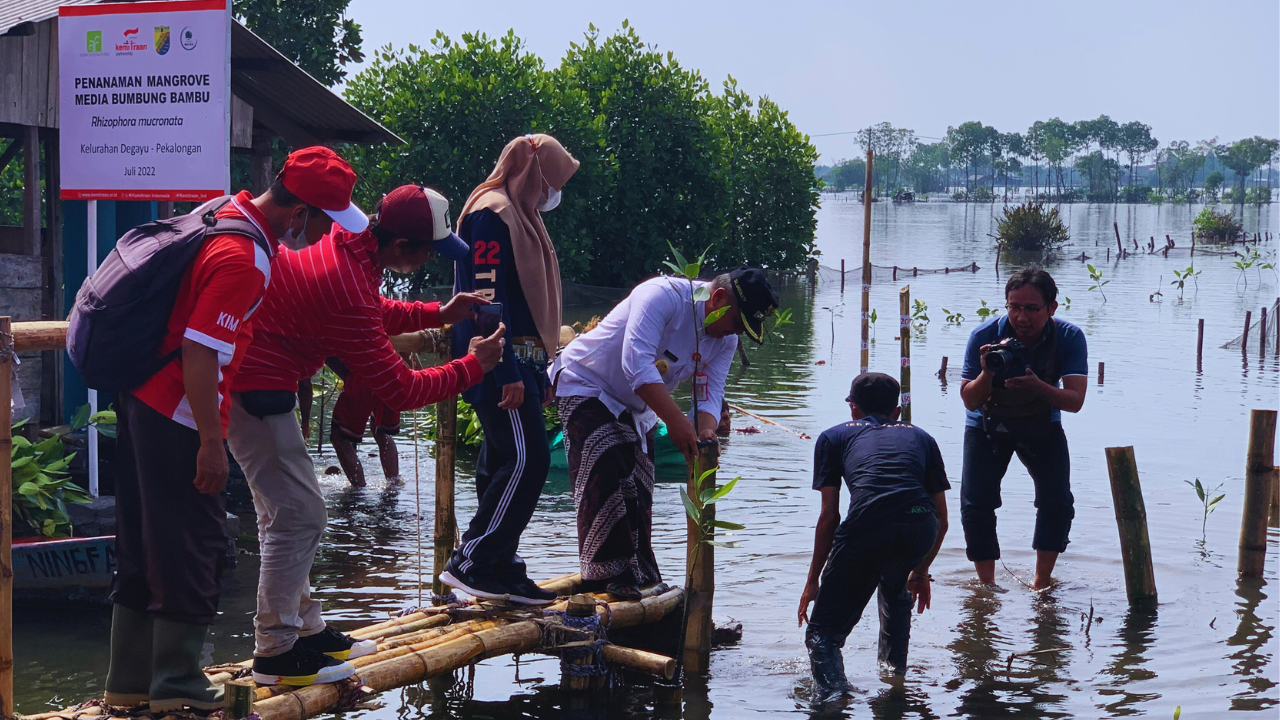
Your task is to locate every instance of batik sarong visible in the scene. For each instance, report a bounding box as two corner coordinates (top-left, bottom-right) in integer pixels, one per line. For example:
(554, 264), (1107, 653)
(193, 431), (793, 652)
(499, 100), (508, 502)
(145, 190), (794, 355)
(557, 396), (660, 585)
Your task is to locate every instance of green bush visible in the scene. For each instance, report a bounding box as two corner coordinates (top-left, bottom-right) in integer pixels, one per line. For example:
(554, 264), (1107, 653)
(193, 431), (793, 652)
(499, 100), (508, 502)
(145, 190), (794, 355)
(972, 185), (994, 202)
(343, 23), (819, 288)
(1120, 184), (1150, 203)
(10, 405), (114, 537)
(1247, 186), (1273, 204)
(994, 202), (1070, 252)
(1192, 207), (1242, 242)
(1147, 190), (1165, 204)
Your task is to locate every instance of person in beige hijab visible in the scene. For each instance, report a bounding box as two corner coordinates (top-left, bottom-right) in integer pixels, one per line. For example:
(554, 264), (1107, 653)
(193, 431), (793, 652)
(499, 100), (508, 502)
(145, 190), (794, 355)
(441, 134), (579, 605)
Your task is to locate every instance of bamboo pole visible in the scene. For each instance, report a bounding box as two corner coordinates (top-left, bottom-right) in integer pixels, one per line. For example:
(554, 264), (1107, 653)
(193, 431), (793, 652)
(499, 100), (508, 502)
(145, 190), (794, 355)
(251, 589), (684, 720)
(1098, 361), (1105, 385)
(1104, 446), (1158, 609)
(1113, 221), (1122, 255)
(224, 679), (255, 719)
(839, 259), (845, 294)
(11, 321), (67, 352)
(683, 441), (718, 676)
(860, 151), (873, 374)
(1260, 307), (1268, 356)
(601, 645), (675, 680)
(1, 317), (13, 718)
(433, 392), (458, 599)
(1238, 409), (1277, 578)
(1242, 311), (1252, 355)
(562, 595), (603, 691)
(1197, 319), (1204, 370)
(899, 286), (911, 423)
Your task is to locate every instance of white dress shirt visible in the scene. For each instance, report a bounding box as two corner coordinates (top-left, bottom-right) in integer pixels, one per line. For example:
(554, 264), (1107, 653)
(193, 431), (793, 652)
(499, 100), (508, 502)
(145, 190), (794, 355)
(551, 276), (737, 441)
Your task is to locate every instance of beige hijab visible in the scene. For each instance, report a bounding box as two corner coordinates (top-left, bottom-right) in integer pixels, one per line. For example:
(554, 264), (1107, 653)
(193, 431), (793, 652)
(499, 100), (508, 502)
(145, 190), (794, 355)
(460, 134), (579, 359)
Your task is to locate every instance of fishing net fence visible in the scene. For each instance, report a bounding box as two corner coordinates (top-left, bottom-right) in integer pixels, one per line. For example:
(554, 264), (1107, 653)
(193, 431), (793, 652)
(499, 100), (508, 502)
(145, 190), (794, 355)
(1222, 297), (1280, 350)
(815, 262), (982, 285)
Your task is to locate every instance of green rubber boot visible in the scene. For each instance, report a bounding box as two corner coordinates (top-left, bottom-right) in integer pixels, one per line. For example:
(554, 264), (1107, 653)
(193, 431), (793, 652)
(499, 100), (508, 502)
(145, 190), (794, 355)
(103, 604), (153, 706)
(149, 618), (223, 712)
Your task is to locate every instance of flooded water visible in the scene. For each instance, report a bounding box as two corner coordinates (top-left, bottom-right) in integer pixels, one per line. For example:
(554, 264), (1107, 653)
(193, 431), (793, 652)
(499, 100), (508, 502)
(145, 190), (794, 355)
(15, 200), (1280, 718)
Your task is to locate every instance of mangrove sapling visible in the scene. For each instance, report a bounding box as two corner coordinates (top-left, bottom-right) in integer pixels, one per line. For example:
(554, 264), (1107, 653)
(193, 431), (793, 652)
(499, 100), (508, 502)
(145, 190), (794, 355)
(10, 404), (115, 537)
(869, 308), (877, 342)
(911, 299), (930, 328)
(1149, 276), (1163, 303)
(975, 299), (1000, 321)
(1185, 478), (1225, 542)
(943, 308), (964, 325)
(1170, 266), (1198, 301)
(1087, 264), (1109, 302)
(1232, 250), (1258, 290)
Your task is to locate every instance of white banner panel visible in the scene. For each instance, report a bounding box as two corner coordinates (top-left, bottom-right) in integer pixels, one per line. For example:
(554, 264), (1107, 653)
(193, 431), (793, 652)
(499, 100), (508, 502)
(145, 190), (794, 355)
(59, 0), (230, 201)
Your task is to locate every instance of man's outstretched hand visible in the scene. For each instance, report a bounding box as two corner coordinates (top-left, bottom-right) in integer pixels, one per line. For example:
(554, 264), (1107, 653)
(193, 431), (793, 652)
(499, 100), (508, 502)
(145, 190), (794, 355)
(468, 323), (506, 373)
(440, 292), (489, 325)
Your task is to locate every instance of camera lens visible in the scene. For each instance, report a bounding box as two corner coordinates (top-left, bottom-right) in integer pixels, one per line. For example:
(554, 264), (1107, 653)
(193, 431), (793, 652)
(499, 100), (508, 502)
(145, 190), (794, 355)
(987, 350), (1009, 371)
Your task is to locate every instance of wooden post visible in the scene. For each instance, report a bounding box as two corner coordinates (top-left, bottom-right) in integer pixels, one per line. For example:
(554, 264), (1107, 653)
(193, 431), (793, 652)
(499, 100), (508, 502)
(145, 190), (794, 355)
(899, 286), (911, 423)
(995, 246), (1001, 280)
(1104, 446), (1158, 609)
(684, 440), (719, 676)
(1098, 361), (1105, 385)
(1260, 307), (1268, 356)
(1106, 248), (1110, 262)
(860, 150), (874, 374)
(1238, 409), (1277, 578)
(1113, 221), (1122, 256)
(223, 679), (255, 719)
(840, 259), (845, 294)
(1242, 311), (1252, 355)
(250, 133), (274, 196)
(937, 356), (948, 380)
(432, 394), (458, 599)
(22, 125), (41, 257)
(562, 595), (606, 692)
(1197, 319), (1204, 370)
(0, 317), (12, 717)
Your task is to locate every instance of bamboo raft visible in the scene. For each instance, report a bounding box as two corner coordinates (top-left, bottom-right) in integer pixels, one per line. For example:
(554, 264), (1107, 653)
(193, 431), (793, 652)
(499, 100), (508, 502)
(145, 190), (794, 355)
(21, 574), (684, 720)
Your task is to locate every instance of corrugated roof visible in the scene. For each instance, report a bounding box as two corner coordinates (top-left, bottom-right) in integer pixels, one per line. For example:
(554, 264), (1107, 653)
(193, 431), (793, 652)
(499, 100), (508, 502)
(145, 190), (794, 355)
(2, 0), (401, 147)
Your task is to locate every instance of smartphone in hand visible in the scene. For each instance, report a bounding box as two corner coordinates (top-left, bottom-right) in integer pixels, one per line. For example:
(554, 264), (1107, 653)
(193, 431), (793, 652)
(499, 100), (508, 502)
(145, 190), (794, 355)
(476, 302), (503, 337)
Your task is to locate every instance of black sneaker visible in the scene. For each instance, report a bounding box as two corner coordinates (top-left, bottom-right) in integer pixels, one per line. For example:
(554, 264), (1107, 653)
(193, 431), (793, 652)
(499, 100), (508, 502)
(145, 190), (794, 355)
(505, 577), (558, 606)
(251, 644), (355, 686)
(296, 626), (377, 661)
(439, 558), (511, 602)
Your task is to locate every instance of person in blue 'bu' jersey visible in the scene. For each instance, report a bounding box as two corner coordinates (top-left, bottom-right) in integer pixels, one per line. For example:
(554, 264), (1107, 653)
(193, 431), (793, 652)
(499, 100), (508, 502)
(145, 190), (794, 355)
(797, 373), (950, 701)
(443, 135), (580, 606)
(959, 266), (1088, 591)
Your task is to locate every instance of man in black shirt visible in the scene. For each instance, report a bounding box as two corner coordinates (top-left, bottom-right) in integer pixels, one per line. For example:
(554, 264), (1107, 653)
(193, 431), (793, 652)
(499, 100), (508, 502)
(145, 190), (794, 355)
(797, 373), (950, 700)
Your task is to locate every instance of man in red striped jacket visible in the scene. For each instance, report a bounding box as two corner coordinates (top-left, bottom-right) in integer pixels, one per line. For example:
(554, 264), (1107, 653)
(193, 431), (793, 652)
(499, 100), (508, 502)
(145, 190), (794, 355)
(228, 185), (505, 687)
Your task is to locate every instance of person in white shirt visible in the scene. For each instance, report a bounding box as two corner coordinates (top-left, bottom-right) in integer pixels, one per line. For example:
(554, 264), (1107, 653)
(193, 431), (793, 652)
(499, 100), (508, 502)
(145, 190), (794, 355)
(550, 267), (779, 599)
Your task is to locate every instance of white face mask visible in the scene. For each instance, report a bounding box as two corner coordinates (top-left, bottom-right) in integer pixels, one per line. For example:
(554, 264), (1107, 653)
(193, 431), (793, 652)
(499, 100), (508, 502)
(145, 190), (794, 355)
(538, 186), (561, 213)
(279, 209), (310, 251)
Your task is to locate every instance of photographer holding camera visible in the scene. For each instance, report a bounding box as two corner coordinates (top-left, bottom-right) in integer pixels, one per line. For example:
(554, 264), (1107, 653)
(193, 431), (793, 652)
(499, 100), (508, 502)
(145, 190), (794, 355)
(959, 267), (1087, 591)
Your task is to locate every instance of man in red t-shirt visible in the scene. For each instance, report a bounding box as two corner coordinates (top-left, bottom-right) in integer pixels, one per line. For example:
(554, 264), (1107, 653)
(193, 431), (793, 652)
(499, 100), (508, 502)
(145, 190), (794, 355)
(104, 147), (367, 711)
(228, 184), (505, 687)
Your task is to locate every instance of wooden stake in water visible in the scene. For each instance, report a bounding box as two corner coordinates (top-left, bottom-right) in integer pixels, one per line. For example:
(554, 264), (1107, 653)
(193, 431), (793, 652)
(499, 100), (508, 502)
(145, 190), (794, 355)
(1104, 446), (1158, 609)
(683, 440), (719, 676)
(937, 356), (948, 380)
(433, 394), (458, 600)
(1260, 307), (1268, 356)
(899, 286), (911, 423)
(860, 150), (874, 374)
(1242, 311), (1252, 355)
(1197, 319), (1205, 370)
(1238, 409), (1277, 578)
(1113, 221), (1122, 255)
(0, 316), (13, 716)
(840, 259), (845, 294)
(1098, 361), (1105, 385)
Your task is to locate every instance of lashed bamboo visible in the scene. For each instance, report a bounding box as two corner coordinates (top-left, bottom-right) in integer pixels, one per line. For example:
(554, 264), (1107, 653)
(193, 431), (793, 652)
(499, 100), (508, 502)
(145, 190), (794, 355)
(1, 317), (13, 717)
(252, 589), (684, 720)
(601, 645), (675, 680)
(11, 321), (68, 352)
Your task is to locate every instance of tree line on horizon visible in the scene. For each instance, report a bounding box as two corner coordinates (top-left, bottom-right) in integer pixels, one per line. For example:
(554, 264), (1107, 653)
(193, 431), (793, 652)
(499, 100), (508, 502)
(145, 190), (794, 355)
(820, 118), (1279, 205)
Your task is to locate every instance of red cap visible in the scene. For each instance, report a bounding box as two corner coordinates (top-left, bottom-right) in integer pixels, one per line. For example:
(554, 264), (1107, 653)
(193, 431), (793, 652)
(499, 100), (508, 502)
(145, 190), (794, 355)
(375, 185), (469, 260)
(280, 146), (367, 232)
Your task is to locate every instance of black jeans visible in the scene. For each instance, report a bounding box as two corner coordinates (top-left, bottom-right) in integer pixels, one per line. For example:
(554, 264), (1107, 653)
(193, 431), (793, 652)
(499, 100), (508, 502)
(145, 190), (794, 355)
(452, 393), (551, 577)
(110, 392), (227, 625)
(806, 513), (938, 675)
(960, 423), (1073, 562)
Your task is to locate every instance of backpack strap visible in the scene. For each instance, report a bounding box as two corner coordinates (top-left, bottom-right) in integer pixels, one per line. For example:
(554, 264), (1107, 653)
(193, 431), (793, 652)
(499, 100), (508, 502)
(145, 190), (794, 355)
(204, 211), (275, 258)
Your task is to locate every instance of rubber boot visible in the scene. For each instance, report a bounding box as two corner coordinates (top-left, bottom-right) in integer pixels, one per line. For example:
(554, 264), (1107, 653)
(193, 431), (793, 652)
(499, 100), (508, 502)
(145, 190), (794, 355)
(104, 604), (153, 706)
(149, 618), (224, 712)
(805, 628), (852, 702)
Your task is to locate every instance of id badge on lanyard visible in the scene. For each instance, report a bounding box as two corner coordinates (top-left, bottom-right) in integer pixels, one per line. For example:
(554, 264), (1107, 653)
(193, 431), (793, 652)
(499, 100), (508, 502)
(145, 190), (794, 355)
(693, 352), (710, 403)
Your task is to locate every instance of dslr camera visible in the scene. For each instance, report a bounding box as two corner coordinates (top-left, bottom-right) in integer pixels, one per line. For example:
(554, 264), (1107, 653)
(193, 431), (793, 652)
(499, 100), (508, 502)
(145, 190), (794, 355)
(985, 337), (1028, 385)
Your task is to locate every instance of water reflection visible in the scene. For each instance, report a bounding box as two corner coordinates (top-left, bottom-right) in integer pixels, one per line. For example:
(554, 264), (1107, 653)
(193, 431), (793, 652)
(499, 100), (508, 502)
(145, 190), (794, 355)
(1229, 578), (1278, 711)
(1097, 608), (1158, 715)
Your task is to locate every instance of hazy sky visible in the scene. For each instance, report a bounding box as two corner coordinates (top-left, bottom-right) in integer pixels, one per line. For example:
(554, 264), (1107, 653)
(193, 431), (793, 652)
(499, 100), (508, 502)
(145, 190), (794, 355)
(345, 0), (1279, 163)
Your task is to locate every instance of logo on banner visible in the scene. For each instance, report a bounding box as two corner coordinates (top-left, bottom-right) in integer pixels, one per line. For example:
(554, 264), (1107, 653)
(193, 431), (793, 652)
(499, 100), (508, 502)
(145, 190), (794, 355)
(85, 30), (102, 52)
(154, 26), (170, 55)
(115, 28), (148, 53)
(180, 27), (197, 50)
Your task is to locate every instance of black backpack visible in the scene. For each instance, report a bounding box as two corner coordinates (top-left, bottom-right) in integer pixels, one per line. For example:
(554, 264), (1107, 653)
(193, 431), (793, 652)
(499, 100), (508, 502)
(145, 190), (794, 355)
(67, 197), (272, 393)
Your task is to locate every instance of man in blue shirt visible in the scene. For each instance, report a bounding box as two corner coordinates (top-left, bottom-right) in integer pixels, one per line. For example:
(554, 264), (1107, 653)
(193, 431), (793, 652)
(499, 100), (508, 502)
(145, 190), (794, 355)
(959, 267), (1087, 591)
(798, 373), (949, 701)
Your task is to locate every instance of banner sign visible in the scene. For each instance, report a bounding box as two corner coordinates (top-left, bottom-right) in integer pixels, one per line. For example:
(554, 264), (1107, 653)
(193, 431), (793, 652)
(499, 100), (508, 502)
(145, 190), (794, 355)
(59, 0), (231, 201)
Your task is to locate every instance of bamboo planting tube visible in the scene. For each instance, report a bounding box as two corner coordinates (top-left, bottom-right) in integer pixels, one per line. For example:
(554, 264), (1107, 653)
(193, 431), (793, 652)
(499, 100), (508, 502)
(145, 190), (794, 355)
(11, 321), (68, 352)
(899, 286), (911, 423)
(1098, 362), (1105, 385)
(1, 317), (13, 718)
(840, 259), (845, 294)
(1238, 409), (1277, 578)
(1104, 446), (1158, 609)
(1113, 221), (1122, 255)
(1242, 311), (1252, 355)
(860, 150), (873, 374)
(224, 679), (255, 719)
(683, 441), (719, 676)
(1260, 307), (1268, 356)
(601, 645), (675, 680)
(433, 393), (458, 598)
(251, 589), (684, 720)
